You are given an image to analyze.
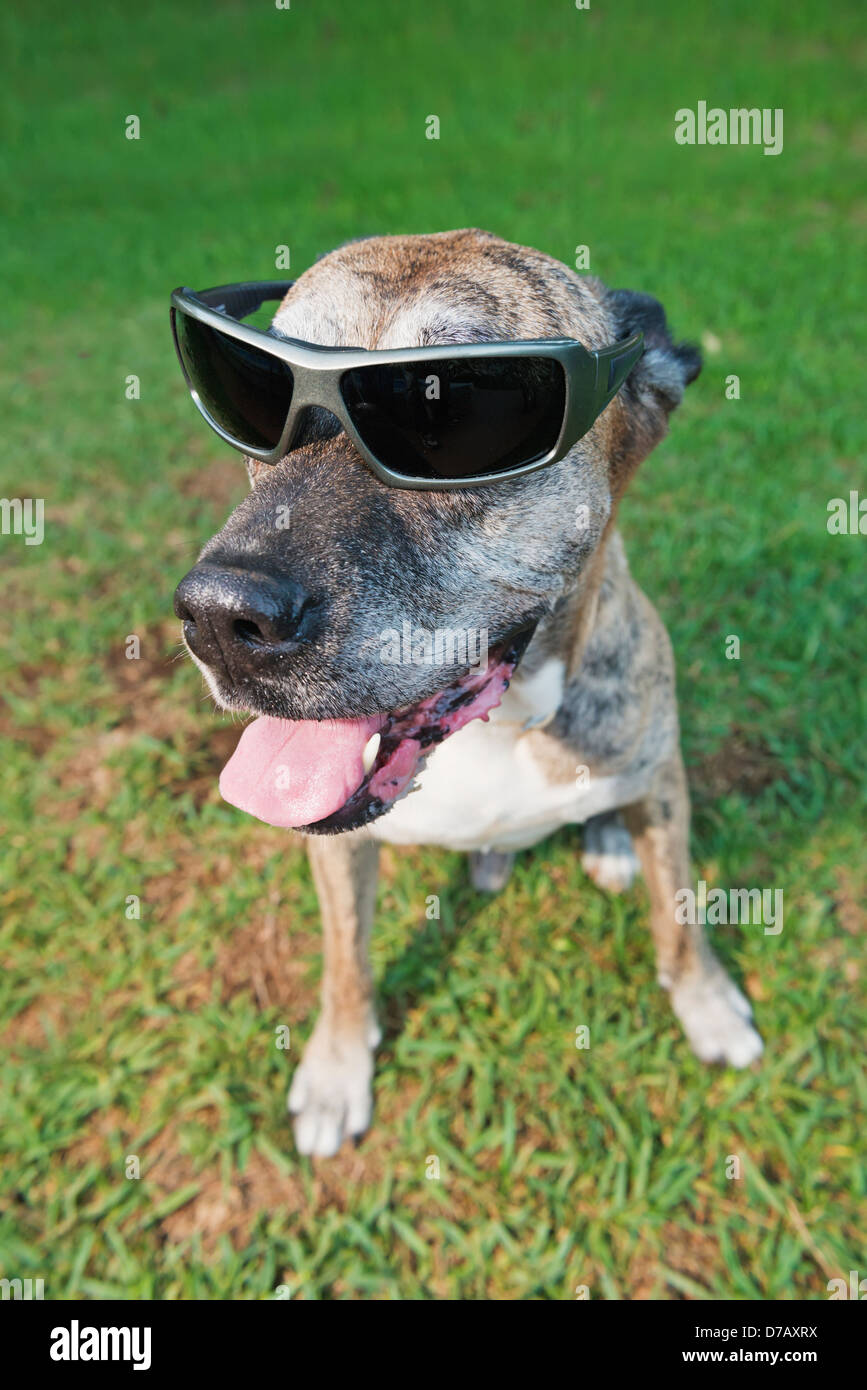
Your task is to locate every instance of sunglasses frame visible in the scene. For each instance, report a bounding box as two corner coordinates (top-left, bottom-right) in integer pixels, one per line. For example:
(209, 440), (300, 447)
(170, 280), (645, 490)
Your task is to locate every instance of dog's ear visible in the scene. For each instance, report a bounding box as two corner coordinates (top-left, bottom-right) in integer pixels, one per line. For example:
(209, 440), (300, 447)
(598, 286), (702, 489)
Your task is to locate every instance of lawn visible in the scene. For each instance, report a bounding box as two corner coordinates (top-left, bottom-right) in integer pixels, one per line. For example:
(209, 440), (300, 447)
(0, 0), (864, 1299)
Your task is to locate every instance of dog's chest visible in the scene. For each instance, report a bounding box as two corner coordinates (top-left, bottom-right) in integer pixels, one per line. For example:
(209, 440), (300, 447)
(369, 659), (630, 852)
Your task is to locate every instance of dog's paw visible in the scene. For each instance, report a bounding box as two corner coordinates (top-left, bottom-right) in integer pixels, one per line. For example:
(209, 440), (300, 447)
(671, 972), (763, 1068)
(581, 813), (640, 894)
(288, 1025), (378, 1158)
(469, 848), (515, 893)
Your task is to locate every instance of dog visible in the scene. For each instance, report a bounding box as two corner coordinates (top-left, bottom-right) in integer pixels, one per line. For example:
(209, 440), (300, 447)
(174, 229), (763, 1158)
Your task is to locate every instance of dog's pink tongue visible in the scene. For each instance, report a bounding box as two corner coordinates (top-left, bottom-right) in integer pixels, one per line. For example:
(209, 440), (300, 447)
(219, 714), (383, 829)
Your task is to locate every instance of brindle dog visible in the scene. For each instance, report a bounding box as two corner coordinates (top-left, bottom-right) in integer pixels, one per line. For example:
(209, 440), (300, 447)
(175, 230), (762, 1157)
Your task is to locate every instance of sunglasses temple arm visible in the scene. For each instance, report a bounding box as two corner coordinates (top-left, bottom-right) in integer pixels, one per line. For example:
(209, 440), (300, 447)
(196, 280), (296, 318)
(592, 330), (645, 413)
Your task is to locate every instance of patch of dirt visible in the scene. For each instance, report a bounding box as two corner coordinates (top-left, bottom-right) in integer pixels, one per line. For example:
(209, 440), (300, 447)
(0, 707), (56, 756)
(691, 729), (783, 799)
(53, 721), (236, 822)
(156, 1144), (307, 1251)
(217, 913), (318, 1011)
(146, 1111), (397, 1254)
(833, 867), (866, 937)
(56, 728), (134, 816)
(99, 619), (251, 807)
(60, 1105), (130, 1172)
(104, 617), (179, 682)
(168, 906), (319, 1014)
(628, 1220), (722, 1299)
(49, 653), (242, 820)
(2, 989), (92, 1050)
(175, 453), (247, 508)
(0, 656), (82, 758)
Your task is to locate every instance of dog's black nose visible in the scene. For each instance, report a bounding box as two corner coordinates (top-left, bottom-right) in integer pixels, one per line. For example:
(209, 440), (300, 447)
(173, 561), (316, 677)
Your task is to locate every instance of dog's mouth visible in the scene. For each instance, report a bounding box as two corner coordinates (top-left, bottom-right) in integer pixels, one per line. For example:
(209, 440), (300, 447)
(218, 625), (535, 834)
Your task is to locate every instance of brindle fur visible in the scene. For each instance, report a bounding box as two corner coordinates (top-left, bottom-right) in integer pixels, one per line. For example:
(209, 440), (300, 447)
(182, 230), (762, 1157)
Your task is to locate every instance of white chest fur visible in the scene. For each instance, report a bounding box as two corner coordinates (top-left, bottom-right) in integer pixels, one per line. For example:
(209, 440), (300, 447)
(370, 659), (643, 853)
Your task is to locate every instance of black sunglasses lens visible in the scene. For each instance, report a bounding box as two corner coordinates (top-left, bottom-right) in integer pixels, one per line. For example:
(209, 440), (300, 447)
(340, 355), (566, 481)
(173, 309), (293, 451)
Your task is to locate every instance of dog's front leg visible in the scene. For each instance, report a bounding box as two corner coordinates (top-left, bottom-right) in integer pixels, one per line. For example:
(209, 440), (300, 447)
(288, 830), (381, 1156)
(623, 752), (763, 1068)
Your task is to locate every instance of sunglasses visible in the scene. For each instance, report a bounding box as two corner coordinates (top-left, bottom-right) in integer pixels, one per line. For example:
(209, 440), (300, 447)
(170, 280), (644, 490)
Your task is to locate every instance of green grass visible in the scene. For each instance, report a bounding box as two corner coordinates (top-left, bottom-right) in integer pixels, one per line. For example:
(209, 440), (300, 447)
(1, 0), (864, 1299)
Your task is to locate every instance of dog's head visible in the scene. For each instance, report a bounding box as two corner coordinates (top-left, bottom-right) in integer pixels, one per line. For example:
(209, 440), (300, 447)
(174, 230), (700, 833)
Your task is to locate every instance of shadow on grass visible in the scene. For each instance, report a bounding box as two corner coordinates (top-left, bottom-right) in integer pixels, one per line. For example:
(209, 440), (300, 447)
(376, 846), (494, 1043)
(372, 802), (782, 1052)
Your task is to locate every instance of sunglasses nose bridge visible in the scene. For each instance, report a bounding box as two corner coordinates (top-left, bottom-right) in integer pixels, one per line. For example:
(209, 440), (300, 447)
(287, 361), (345, 411)
(270, 365), (353, 456)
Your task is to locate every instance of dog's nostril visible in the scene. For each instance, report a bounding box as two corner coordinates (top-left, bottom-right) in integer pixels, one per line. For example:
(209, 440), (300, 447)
(175, 601), (198, 638)
(234, 617), (268, 646)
